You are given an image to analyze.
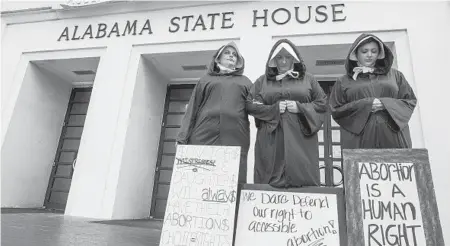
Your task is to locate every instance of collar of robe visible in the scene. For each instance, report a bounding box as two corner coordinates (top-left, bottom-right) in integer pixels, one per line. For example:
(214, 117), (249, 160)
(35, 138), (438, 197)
(217, 63), (236, 74)
(276, 69), (299, 81)
(352, 66), (375, 80)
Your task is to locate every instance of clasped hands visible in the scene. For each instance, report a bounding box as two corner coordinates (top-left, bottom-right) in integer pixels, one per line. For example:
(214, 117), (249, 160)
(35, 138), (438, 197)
(372, 98), (385, 112)
(279, 100), (300, 113)
(252, 99), (299, 113)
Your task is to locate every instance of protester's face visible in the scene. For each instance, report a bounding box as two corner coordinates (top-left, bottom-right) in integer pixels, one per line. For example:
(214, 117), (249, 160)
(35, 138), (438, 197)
(356, 41), (380, 67)
(275, 48), (295, 73)
(219, 46), (238, 69)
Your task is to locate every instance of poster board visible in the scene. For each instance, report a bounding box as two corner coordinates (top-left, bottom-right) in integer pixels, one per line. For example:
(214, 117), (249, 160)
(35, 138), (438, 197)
(343, 149), (444, 246)
(159, 144), (241, 246)
(234, 184), (347, 246)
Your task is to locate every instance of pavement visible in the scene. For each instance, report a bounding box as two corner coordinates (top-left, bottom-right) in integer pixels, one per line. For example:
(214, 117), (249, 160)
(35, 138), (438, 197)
(1, 208), (163, 246)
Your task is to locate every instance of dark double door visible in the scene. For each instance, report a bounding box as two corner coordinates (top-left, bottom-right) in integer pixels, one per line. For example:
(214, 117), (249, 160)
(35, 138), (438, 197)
(150, 82), (343, 219)
(44, 87), (93, 210)
(150, 85), (195, 218)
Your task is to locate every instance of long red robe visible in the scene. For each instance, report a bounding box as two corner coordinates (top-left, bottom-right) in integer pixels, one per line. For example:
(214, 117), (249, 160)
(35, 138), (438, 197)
(246, 39), (327, 187)
(177, 43), (252, 183)
(329, 33), (417, 149)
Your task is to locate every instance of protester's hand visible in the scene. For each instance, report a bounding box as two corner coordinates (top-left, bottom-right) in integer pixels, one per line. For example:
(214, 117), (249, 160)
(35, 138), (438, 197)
(372, 98), (384, 112)
(279, 101), (287, 113)
(286, 100), (300, 113)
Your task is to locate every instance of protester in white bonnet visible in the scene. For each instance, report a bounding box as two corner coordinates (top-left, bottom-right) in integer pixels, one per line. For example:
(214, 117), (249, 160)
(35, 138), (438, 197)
(348, 35), (386, 80)
(329, 33), (417, 149)
(267, 42), (301, 80)
(246, 38), (328, 188)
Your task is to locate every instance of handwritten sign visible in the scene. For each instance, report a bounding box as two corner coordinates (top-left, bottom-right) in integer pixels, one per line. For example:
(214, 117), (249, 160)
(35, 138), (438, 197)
(234, 185), (346, 246)
(159, 144), (240, 246)
(359, 162), (425, 245)
(343, 149), (444, 246)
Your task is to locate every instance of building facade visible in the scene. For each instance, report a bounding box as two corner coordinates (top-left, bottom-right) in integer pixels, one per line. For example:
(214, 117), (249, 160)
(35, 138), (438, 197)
(1, 0), (449, 241)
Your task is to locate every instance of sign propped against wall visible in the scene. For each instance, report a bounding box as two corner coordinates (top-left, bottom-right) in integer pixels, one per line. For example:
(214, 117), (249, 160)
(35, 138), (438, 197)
(343, 149), (444, 246)
(234, 184), (347, 246)
(159, 144), (240, 246)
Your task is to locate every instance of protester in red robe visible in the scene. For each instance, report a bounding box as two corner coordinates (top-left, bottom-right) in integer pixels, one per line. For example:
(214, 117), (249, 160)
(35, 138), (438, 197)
(177, 42), (252, 183)
(329, 33), (417, 149)
(247, 39), (327, 188)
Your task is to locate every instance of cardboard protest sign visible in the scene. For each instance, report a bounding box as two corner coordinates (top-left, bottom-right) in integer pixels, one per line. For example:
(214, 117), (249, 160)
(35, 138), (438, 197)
(159, 144), (240, 246)
(343, 149), (444, 246)
(234, 184), (347, 246)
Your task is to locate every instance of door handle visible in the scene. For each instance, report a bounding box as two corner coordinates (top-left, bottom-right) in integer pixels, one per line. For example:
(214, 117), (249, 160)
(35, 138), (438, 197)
(72, 158), (77, 170)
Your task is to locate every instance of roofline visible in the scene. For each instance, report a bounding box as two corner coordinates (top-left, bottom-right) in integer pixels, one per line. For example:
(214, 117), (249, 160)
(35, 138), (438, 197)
(0, 0), (128, 15)
(1, 6), (54, 15)
(0, 1), (244, 25)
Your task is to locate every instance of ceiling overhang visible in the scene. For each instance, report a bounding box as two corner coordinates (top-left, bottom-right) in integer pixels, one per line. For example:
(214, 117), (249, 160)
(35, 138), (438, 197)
(60, 0), (127, 9)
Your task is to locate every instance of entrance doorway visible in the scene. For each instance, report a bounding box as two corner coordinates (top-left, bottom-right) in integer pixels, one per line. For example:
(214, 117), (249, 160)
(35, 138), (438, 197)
(44, 87), (93, 210)
(141, 49), (215, 219)
(150, 84), (195, 219)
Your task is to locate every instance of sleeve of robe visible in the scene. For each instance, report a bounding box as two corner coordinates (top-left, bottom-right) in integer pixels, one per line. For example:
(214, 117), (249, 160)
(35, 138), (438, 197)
(295, 77), (328, 136)
(176, 82), (203, 144)
(329, 78), (375, 135)
(379, 70), (417, 132)
(245, 77), (280, 130)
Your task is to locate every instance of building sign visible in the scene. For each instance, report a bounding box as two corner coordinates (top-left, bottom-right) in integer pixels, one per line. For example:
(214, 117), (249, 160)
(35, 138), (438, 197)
(58, 20), (153, 41)
(343, 149), (444, 246)
(159, 144), (240, 246)
(234, 186), (347, 246)
(251, 4), (346, 27)
(57, 3), (346, 41)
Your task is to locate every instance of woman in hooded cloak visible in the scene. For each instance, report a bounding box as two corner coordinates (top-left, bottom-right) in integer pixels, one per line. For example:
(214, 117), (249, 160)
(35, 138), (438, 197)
(329, 33), (417, 149)
(177, 42), (252, 183)
(247, 39), (328, 188)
